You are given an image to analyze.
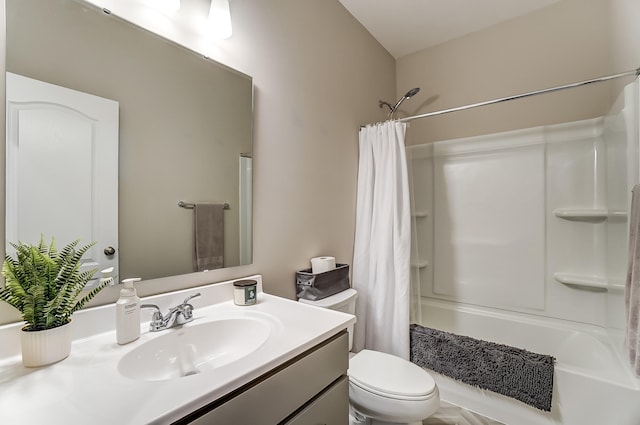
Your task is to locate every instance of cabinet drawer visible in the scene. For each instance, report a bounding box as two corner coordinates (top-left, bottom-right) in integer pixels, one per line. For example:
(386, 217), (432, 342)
(184, 331), (348, 425)
(282, 375), (348, 425)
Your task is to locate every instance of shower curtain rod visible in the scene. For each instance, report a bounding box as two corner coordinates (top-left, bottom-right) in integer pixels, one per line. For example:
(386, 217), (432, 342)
(395, 67), (640, 124)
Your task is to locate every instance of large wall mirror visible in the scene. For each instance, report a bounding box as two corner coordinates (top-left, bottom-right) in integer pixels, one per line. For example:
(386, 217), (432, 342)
(6, 0), (253, 282)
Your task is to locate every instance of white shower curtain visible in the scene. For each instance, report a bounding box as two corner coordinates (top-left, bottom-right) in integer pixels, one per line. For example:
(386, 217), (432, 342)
(352, 121), (411, 359)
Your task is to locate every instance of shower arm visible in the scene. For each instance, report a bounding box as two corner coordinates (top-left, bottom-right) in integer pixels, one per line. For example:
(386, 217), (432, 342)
(378, 100), (399, 119)
(379, 100), (395, 112)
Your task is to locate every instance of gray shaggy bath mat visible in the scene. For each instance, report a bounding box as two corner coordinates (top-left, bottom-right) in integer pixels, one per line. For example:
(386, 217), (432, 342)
(410, 324), (555, 412)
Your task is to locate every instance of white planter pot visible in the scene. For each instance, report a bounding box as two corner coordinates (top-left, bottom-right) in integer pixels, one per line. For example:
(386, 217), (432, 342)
(20, 321), (73, 367)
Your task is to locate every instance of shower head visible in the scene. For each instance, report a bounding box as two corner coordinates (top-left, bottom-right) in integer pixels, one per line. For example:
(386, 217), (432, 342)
(392, 87), (421, 112)
(379, 87), (421, 119)
(405, 87), (421, 98)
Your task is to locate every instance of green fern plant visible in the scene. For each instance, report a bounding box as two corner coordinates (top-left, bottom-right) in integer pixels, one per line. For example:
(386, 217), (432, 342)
(0, 236), (113, 331)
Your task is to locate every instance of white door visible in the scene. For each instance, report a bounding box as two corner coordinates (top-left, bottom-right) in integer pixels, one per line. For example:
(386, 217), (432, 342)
(6, 72), (119, 286)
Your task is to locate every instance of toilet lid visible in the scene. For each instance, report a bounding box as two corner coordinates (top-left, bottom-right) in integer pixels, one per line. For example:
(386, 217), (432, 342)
(348, 350), (436, 400)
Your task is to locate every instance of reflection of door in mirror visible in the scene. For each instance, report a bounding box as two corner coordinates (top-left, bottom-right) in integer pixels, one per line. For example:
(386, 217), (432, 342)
(6, 72), (119, 286)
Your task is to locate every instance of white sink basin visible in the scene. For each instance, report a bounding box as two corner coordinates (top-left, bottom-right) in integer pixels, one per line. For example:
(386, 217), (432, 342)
(118, 317), (271, 381)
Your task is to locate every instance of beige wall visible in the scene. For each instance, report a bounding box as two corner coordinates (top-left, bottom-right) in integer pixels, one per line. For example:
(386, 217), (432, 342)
(179, 0), (395, 297)
(396, 0), (616, 144)
(0, 0), (395, 324)
(610, 0), (640, 74)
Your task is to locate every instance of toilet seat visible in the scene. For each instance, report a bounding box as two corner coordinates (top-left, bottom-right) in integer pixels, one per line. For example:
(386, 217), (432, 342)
(348, 350), (437, 401)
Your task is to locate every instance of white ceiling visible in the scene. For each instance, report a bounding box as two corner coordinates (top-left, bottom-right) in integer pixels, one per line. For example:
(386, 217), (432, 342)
(338, 0), (562, 58)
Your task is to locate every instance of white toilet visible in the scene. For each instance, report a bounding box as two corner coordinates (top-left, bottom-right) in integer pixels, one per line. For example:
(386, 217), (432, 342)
(299, 288), (440, 425)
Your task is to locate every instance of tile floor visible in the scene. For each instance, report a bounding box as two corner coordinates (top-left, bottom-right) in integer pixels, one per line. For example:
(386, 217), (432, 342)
(423, 401), (505, 425)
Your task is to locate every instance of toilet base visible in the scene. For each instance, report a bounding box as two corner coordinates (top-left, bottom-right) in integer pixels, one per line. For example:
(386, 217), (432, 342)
(350, 405), (424, 425)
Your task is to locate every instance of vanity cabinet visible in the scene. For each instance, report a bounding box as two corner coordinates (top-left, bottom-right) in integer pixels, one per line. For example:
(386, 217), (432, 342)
(282, 376), (348, 425)
(179, 331), (349, 425)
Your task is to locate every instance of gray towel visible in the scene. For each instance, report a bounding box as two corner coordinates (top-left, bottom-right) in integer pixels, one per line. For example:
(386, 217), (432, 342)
(194, 203), (224, 271)
(410, 324), (555, 412)
(626, 184), (640, 378)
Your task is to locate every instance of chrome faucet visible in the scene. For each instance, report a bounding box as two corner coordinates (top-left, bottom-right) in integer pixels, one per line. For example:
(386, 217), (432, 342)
(141, 293), (202, 332)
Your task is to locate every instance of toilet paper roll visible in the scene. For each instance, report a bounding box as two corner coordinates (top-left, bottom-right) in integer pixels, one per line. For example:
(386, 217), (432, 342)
(311, 256), (336, 274)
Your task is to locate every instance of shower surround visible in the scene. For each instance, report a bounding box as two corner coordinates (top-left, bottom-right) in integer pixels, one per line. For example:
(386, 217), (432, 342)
(408, 80), (640, 424)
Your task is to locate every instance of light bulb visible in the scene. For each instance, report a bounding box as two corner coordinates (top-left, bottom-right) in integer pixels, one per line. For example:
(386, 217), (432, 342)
(209, 0), (232, 39)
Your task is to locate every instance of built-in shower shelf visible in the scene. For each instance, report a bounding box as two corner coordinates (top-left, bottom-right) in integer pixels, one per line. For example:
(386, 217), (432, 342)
(553, 208), (627, 220)
(553, 272), (608, 291)
(411, 260), (429, 269)
(608, 281), (626, 293)
(608, 210), (628, 218)
(411, 210), (429, 218)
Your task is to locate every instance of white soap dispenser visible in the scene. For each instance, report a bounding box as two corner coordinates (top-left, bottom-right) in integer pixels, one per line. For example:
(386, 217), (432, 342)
(116, 278), (141, 345)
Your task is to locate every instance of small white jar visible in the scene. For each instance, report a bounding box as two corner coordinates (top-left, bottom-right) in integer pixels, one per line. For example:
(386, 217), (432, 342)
(233, 279), (257, 306)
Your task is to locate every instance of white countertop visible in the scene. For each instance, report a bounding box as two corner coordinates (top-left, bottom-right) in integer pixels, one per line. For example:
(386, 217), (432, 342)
(0, 275), (355, 424)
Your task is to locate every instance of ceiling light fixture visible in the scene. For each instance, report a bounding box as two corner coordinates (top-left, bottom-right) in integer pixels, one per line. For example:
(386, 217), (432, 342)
(209, 0), (232, 39)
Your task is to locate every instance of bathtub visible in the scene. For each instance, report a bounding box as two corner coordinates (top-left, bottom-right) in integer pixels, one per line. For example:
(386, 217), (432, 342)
(419, 298), (640, 425)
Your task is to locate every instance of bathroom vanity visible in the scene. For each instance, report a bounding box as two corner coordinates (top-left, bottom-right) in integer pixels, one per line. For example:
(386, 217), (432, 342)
(183, 332), (349, 424)
(0, 276), (354, 424)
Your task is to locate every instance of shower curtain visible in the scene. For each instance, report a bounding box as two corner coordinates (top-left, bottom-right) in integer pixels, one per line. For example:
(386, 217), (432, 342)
(352, 121), (411, 359)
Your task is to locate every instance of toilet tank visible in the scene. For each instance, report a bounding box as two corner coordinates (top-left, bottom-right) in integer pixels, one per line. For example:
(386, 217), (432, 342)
(299, 288), (357, 349)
